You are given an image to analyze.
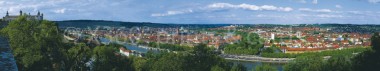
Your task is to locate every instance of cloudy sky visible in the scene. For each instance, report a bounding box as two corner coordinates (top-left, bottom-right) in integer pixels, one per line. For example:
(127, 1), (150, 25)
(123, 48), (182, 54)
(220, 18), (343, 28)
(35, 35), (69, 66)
(0, 0), (380, 24)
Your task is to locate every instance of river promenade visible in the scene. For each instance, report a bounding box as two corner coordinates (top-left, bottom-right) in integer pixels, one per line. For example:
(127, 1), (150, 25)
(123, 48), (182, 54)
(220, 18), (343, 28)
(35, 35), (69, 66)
(220, 54), (295, 63)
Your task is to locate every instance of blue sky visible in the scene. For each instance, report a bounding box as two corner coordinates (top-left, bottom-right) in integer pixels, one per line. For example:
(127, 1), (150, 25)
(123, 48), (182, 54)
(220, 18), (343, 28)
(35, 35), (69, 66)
(0, 0), (380, 24)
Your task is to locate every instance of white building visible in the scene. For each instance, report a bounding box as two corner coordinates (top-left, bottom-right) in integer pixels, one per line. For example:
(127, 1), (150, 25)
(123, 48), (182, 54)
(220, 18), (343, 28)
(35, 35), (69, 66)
(271, 33), (275, 40)
(119, 47), (131, 57)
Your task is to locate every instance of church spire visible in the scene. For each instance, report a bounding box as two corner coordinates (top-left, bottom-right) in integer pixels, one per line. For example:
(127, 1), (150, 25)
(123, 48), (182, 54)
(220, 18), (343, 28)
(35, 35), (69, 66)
(6, 11), (9, 16)
(19, 10), (22, 15)
(37, 11), (40, 16)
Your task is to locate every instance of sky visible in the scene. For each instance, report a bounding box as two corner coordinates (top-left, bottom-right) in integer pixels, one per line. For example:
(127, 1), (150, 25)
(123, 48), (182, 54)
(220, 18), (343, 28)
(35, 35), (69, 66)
(0, 0), (380, 24)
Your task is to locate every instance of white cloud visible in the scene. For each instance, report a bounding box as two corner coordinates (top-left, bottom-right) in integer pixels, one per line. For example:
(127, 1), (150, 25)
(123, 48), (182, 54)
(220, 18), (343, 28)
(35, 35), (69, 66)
(255, 14), (284, 18)
(335, 5), (342, 8)
(298, 8), (332, 13)
(53, 8), (66, 14)
(237, 3), (261, 10)
(260, 5), (278, 10)
(369, 0), (380, 3)
(291, 0), (317, 4)
(152, 3), (293, 17)
(151, 9), (193, 17)
(207, 3), (294, 12)
(315, 14), (343, 18)
(258, 14), (344, 18)
(292, 0), (307, 3)
(312, 0), (318, 4)
(279, 7), (293, 12)
(208, 3), (235, 8)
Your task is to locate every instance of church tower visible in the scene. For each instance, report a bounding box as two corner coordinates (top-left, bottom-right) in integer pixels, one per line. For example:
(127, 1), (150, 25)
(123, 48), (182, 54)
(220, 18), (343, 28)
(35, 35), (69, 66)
(37, 11), (40, 16)
(6, 11), (9, 16)
(19, 10), (22, 15)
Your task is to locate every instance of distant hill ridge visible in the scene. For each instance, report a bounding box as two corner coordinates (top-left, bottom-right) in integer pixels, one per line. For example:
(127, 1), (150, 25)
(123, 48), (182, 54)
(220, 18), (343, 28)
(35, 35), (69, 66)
(54, 20), (380, 29)
(54, 20), (231, 29)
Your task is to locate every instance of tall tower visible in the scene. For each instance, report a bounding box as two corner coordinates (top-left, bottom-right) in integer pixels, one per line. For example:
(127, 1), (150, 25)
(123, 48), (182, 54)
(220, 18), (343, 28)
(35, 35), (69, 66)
(19, 10), (22, 15)
(297, 32), (301, 38)
(37, 11), (40, 16)
(6, 11), (9, 16)
(271, 33), (275, 40)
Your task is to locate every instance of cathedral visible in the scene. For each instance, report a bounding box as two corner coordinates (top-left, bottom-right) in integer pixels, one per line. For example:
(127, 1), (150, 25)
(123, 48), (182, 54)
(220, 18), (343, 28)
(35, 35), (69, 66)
(2, 10), (43, 22)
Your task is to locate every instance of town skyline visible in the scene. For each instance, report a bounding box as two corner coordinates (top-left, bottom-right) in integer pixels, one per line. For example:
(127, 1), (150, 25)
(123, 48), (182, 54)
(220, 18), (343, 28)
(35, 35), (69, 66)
(0, 0), (380, 24)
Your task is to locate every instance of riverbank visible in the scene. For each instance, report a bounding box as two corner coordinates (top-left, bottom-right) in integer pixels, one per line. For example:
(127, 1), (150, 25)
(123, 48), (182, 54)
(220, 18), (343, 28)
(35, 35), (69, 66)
(221, 54), (295, 63)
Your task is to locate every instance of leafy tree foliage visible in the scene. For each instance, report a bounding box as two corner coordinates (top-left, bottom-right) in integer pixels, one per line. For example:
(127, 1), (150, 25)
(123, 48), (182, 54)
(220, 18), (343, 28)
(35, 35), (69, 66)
(371, 32), (380, 51)
(284, 55), (324, 71)
(66, 43), (92, 71)
(224, 32), (263, 55)
(131, 57), (148, 71)
(352, 32), (380, 71)
(231, 63), (247, 71)
(150, 53), (187, 71)
(147, 42), (191, 51)
(254, 64), (277, 71)
(188, 44), (220, 70)
(130, 44), (235, 71)
(92, 46), (131, 71)
(211, 65), (226, 71)
(324, 55), (352, 71)
(262, 45), (281, 54)
(1, 15), (64, 70)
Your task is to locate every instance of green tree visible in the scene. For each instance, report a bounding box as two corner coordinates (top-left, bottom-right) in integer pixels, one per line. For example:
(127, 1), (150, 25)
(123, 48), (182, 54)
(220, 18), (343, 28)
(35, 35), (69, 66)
(131, 57), (148, 71)
(1, 15), (64, 71)
(284, 55), (324, 71)
(231, 63), (247, 71)
(352, 32), (380, 71)
(371, 32), (380, 51)
(92, 46), (130, 71)
(187, 44), (220, 71)
(254, 64), (276, 71)
(92, 46), (114, 71)
(150, 53), (187, 71)
(211, 65), (226, 71)
(262, 47), (275, 53)
(66, 43), (92, 71)
(223, 32), (263, 55)
(324, 55), (352, 71)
